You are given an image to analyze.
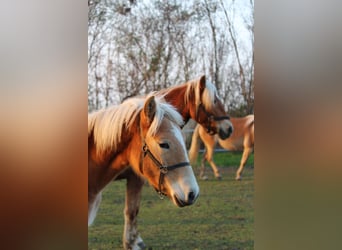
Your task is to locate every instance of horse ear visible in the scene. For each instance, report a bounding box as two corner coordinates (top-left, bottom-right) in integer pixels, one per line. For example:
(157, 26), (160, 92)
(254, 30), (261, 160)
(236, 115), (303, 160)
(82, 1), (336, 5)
(198, 75), (206, 94)
(143, 96), (156, 125)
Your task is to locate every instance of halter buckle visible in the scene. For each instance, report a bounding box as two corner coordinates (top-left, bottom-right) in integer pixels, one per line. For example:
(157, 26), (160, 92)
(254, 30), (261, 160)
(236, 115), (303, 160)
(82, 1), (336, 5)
(142, 143), (148, 153)
(158, 191), (165, 199)
(160, 166), (168, 174)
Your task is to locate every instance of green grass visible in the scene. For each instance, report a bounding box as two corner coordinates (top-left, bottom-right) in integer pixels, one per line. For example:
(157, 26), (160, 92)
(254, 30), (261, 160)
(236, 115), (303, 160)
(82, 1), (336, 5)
(88, 152), (254, 250)
(201, 150), (254, 167)
(192, 150), (254, 177)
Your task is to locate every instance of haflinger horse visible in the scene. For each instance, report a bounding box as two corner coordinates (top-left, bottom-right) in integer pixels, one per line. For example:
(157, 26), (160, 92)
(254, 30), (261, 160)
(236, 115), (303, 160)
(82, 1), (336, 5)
(104, 75), (232, 249)
(158, 75), (233, 140)
(189, 115), (254, 180)
(88, 95), (199, 249)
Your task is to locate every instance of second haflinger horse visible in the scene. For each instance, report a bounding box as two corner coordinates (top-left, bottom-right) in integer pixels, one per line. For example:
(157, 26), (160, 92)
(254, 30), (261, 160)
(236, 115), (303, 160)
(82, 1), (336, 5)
(158, 75), (233, 139)
(88, 95), (199, 249)
(189, 115), (254, 180)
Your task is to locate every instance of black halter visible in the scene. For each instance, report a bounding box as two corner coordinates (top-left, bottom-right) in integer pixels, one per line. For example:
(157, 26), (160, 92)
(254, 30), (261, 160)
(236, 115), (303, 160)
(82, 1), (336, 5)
(140, 142), (190, 198)
(196, 103), (230, 135)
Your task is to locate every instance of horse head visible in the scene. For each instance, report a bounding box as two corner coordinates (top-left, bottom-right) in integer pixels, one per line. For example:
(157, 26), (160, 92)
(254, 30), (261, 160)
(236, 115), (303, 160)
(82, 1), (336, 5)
(138, 96), (199, 207)
(190, 75), (233, 140)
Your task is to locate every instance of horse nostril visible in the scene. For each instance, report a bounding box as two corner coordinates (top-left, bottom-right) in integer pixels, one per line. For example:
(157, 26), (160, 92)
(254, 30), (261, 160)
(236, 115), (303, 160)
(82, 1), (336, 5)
(228, 126), (233, 135)
(188, 191), (195, 203)
(218, 128), (230, 140)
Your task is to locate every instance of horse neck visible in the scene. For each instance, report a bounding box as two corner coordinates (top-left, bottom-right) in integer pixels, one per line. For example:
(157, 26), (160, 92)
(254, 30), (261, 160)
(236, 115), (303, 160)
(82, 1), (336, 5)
(106, 118), (144, 176)
(88, 121), (144, 190)
(163, 85), (191, 123)
(125, 130), (144, 175)
(88, 117), (138, 166)
(109, 125), (143, 170)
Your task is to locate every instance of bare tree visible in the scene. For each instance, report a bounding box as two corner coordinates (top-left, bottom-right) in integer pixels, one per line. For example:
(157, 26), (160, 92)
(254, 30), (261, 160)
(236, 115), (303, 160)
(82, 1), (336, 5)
(203, 0), (220, 88)
(219, 0), (254, 114)
(88, 0), (254, 114)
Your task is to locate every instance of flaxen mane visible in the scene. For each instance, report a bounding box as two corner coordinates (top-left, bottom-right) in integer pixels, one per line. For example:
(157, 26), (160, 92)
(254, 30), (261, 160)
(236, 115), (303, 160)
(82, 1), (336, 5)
(186, 80), (217, 111)
(162, 78), (218, 114)
(88, 95), (184, 156)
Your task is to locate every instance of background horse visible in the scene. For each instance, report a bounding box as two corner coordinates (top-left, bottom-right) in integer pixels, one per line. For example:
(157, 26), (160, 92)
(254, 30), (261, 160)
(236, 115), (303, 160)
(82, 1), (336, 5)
(158, 75), (233, 140)
(88, 95), (199, 249)
(189, 115), (254, 180)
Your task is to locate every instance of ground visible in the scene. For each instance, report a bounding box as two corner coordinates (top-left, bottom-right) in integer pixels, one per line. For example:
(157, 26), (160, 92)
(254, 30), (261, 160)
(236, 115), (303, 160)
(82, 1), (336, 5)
(88, 152), (254, 250)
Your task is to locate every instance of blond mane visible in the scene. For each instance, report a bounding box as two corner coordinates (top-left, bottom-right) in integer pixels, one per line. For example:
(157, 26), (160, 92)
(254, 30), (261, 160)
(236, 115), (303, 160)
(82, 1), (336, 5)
(88, 95), (184, 156)
(162, 77), (217, 113)
(185, 78), (217, 113)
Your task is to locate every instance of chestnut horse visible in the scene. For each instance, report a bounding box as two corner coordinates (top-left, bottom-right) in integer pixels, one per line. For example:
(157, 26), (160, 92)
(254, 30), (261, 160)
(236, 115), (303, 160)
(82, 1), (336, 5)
(189, 115), (254, 180)
(88, 95), (199, 249)
(106, 75), (232, 249)
(158, 75), (233, 140)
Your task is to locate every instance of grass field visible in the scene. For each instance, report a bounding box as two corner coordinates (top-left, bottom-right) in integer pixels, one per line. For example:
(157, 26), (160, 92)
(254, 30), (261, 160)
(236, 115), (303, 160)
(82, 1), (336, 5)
(88, 152), (254, 250)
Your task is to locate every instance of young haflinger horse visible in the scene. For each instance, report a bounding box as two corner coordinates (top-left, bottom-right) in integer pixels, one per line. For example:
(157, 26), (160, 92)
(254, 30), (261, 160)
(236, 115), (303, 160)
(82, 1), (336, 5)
(158, 75), (233, 140)
(189, 115), (254, 180)
(88, 95), (199, 249)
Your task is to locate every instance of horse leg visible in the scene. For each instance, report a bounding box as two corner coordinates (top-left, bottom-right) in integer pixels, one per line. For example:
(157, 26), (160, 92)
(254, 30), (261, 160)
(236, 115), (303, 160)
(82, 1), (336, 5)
(200, 149), (208, 180)
(88, 192), (102, 226)
(236, 147), (253, 180)
(123, 172), (146, 250)
(205, 146), (221, 180)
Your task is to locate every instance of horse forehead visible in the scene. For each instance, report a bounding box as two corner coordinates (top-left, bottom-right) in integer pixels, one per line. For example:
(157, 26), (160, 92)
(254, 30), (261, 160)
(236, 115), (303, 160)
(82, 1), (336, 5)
(212, 97), (226, 112)
(156, 120), (182, 139)
(159, 118), (177, 130)
(217, 99), (226, 111)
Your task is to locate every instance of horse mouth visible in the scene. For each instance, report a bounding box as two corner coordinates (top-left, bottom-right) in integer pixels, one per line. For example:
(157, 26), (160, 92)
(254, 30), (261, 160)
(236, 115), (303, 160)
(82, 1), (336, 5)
(174, 194), (197, 207)
(174, 195), (186, 207)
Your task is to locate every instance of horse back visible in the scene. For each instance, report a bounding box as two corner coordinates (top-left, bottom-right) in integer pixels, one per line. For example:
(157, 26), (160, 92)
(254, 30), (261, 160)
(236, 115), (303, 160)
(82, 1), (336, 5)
(218, 115), (254, 151)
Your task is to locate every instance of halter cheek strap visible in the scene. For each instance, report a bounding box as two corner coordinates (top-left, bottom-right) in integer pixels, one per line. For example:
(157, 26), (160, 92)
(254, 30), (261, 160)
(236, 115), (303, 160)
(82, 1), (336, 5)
(139, 114), (189, 198)
(141, 142), (190, 198)
(196, 103), (230, 135)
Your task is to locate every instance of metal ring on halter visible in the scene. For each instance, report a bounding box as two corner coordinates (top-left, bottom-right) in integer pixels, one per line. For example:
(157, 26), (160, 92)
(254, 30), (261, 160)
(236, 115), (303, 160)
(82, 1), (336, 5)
(142, 144), (148, 153)
(160, 166), (168, 175)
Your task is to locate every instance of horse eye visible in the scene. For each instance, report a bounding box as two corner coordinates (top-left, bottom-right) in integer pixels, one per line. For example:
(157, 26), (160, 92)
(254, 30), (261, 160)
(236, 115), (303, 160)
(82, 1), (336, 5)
(159, 143), (170, 149)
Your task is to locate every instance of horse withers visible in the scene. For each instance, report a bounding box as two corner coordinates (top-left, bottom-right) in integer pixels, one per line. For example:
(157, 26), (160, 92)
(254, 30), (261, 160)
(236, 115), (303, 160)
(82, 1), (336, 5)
(88, 95), (199, 249)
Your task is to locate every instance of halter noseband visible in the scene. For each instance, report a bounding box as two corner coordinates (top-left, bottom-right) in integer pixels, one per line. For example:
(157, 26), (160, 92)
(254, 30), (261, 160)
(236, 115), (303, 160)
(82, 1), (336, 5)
(196, 103), (230, 135)
(141, 142), (190, 198)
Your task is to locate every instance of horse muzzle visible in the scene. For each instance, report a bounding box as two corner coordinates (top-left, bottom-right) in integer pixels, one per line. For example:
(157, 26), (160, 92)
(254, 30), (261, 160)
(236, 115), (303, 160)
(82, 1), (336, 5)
(218, 125), (233, 140)
(173, 190), (199, 207)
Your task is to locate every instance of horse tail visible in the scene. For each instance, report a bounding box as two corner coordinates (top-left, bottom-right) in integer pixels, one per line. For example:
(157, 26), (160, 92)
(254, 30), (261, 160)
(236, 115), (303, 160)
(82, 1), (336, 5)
(189, 124), (202, 165)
